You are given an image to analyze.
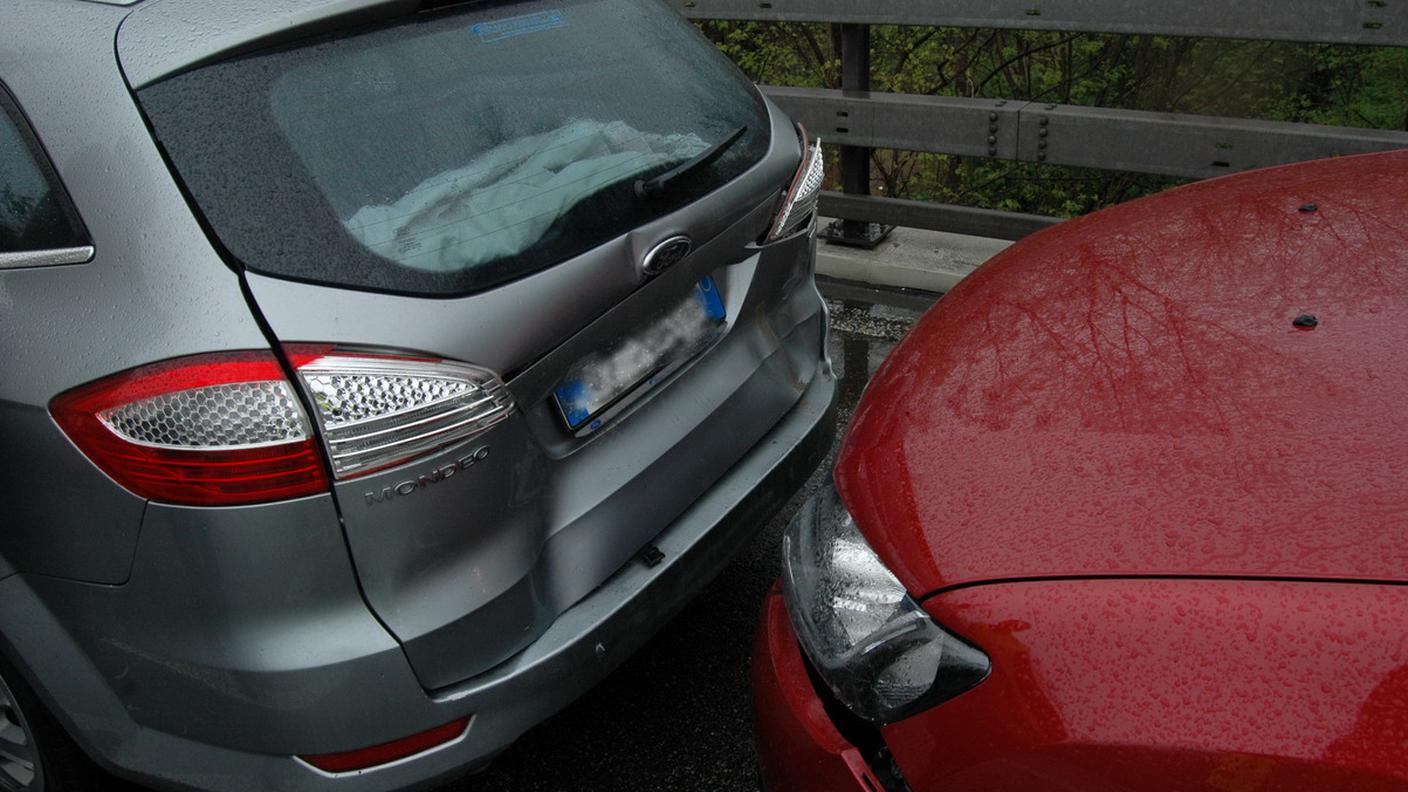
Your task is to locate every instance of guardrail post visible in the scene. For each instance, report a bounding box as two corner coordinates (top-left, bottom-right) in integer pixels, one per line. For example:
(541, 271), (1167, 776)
(823, 23), (894, 249)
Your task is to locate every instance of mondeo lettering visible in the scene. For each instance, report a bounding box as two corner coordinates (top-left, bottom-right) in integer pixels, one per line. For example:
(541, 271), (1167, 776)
(363, 446), (491, 506)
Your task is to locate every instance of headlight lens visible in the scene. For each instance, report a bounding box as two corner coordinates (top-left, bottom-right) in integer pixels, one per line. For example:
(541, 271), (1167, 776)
(782, 479), (990, 725)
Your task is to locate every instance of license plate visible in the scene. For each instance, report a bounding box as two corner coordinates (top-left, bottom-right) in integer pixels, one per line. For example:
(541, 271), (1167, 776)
(553, 276), (727, 435)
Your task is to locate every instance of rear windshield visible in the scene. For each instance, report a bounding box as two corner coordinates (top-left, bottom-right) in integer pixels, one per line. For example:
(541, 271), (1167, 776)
(138, 0), (770, 296)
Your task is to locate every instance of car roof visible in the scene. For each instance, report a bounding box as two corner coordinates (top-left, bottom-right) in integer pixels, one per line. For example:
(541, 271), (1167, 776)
(117, 0), (422, 88)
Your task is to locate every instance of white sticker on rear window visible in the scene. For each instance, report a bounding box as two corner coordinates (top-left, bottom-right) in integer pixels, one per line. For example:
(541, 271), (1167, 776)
(472, 11), (568, 43)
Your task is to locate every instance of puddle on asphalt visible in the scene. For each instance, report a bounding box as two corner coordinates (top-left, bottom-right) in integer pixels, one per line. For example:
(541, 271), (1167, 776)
(826, 298), (929, 431)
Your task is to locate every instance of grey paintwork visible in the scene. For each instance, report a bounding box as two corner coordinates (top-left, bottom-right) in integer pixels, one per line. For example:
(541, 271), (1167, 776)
(249, 106), (805, 686)
(0, 367), (833, 792)
(0, 0), (834, 789)
(25, 495), (417, 755)
(0, 0), (274, 584)
(118, 0), (423, 88)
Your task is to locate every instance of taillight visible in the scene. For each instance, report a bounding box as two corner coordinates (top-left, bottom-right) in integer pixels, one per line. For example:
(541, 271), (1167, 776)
(288, 346), (515, 480)
(51, 348), (517, 506)
(765, 124), (825, 242)
(50, 352), (328, 507)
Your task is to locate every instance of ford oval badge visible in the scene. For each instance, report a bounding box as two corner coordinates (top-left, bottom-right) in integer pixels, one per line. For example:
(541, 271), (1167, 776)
(641, 236), (692, 278)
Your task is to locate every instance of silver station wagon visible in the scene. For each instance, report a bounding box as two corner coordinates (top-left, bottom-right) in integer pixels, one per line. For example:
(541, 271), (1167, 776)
(0, 0), (834, 788)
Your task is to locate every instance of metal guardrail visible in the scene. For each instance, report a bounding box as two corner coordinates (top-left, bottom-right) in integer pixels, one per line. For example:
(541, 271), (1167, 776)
(679, 1), (1408, 242)
(818, 191), (1059, 241)
(675, 0), (1408, 47)
(766, 86), (1408, 179)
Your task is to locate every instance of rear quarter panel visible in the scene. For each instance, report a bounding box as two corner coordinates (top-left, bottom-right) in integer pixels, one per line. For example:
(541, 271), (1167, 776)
(884, 579), (1408, 791)
(0, 1), (274, 584)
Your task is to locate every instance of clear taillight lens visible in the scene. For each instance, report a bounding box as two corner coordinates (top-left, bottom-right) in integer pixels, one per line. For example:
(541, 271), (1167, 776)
(50, 352), (328, 507)
(765, 124), (825, 242)
(289, 347), (516, 479)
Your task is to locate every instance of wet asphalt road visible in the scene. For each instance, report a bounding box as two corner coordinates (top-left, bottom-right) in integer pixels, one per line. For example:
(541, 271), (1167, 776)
(442, 293), (929, 792)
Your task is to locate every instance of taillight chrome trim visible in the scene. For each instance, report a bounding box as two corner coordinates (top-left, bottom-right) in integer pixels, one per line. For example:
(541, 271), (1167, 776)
(326, 404), (509, 463)
(326, 392), (499, 444)
(766, 124), (825, 243)
(293, 353), (515, 480)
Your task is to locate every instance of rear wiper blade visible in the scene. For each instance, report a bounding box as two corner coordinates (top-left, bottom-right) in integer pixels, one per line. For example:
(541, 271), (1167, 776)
(635, 126), (749, 199)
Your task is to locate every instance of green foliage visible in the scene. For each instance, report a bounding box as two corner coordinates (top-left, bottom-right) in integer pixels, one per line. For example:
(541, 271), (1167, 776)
(1289, 45), (1408, 130)
(696, 22), (1407, 217)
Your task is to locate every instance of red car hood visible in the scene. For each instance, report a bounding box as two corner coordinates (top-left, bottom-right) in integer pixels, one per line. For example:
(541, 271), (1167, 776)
(837, 151), (1408, 596)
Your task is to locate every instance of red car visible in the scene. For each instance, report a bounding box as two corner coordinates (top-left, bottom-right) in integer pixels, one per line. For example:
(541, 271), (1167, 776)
(752, 151), (1408, 792)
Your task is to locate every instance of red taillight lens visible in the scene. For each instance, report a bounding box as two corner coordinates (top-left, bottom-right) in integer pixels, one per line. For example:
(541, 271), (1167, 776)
(299, 718), (469, 774)
(50, 352), (329, 507)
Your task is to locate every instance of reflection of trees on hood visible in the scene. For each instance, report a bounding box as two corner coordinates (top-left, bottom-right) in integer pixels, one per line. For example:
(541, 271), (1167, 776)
(836, 152), (1408, 598)
(884, 163), (1408, 438)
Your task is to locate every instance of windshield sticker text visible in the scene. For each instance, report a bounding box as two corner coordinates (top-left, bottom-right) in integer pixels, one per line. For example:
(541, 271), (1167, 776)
(473, 11), (568, 43)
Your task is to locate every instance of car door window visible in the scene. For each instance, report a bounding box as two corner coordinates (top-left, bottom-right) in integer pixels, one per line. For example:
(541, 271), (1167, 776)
(0, 89), (88, 257)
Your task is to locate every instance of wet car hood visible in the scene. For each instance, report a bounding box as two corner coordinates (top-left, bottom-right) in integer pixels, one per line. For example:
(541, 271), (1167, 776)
(837, 150), (1408, 596)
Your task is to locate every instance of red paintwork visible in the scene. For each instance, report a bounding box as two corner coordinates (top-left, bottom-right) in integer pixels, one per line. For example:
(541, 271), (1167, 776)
(754, 152), (1408, 792)
(750, 586), (883, 792)
(836, 151), (1408, 596)
(885, 578), (1408, 791)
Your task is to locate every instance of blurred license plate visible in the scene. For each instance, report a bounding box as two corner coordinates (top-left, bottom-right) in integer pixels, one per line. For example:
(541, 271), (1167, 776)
(553, 276), (727, 435)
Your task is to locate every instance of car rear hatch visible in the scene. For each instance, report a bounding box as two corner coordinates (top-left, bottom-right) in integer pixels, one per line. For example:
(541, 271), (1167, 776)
(121, 0), (824, 688)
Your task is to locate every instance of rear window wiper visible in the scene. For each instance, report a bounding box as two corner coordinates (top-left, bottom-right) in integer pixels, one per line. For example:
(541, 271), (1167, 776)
(635, 126), (749, 199)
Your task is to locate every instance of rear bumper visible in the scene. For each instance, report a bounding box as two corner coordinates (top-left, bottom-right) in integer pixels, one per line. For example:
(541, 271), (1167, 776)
(0, 358), (836, 792)
(751, 586), (889, 792)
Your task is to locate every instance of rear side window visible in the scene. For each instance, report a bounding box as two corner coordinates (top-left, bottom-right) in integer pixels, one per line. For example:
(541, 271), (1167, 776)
(138, 0), (772, 296)
(0, 91), (87, 254)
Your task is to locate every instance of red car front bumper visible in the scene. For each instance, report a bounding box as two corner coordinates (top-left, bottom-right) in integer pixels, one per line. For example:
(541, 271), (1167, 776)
(754, 576), (1408, 792)
(750, 585), (889, 792)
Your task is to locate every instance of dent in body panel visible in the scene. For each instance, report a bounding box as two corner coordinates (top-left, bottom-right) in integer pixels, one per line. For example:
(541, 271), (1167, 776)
(242, 101), (804, 690)
(838, 152), (1408, 594)
(336, 229), (824, 690)
(23, 495), (428, 757)
(336, 417), (552, 686)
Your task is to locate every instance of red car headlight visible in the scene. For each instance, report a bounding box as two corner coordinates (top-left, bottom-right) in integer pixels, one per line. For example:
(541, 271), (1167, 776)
(781, 478), (990, 725)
